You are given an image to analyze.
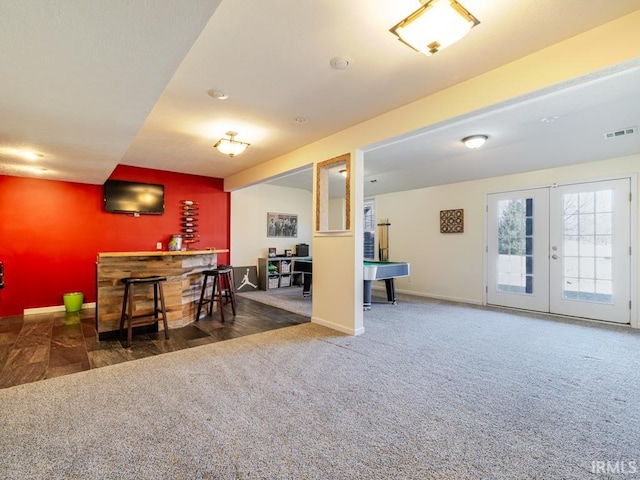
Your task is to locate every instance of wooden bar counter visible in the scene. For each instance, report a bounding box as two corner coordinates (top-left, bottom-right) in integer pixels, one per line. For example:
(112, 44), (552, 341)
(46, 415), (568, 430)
(96, 249), (228, 336)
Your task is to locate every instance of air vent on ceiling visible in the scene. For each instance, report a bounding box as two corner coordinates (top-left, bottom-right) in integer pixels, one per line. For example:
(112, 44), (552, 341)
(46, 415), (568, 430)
(603, 126), (637, 140)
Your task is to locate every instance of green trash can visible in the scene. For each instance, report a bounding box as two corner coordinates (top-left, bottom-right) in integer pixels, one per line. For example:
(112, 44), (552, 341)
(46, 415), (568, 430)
(63, 292), (84, 313)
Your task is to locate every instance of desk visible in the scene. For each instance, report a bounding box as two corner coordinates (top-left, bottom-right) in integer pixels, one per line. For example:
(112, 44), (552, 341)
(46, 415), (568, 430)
(292, 259), (410, 310)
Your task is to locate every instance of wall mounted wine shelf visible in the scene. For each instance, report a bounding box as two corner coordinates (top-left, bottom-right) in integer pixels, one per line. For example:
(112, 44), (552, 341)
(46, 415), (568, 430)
(181, 200), (200, 247)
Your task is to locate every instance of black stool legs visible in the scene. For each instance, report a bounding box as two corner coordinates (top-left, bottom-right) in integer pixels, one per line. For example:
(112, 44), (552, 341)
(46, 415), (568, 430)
(217, 265), (237, 312)
(118, 276), (169, 348)
(195, 267), (236, 322)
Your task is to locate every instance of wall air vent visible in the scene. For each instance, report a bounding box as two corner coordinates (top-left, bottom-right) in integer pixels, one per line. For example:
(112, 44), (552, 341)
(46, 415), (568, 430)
(603, 126), (637, 140)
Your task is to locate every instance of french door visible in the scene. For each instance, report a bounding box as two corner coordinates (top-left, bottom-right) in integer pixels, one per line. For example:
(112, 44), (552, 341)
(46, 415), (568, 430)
(487, 179), (631, 324)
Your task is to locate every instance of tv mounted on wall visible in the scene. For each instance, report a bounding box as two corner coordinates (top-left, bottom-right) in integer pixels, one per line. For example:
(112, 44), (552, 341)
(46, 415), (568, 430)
(103, 180), (165, 215)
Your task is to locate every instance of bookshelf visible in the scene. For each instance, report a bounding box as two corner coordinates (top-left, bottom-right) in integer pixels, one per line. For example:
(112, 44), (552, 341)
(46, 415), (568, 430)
(258, 256), (309, 290)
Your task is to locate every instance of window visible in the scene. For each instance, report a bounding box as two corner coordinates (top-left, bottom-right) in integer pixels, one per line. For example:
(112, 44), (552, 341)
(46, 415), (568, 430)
(364, 198), (375, 260)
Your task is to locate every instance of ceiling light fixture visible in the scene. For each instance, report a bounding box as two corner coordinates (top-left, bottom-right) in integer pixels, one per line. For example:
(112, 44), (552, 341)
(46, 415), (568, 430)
(339, 169), (348, 177)
(5, 148), (42, 160)
(214, 131), (250, 157)
(462, 135), (488, 149)
(390, 0), (479, 56)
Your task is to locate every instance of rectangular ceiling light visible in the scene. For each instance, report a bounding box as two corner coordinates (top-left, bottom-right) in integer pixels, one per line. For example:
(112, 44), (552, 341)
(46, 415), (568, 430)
(390, 0), (480, 56)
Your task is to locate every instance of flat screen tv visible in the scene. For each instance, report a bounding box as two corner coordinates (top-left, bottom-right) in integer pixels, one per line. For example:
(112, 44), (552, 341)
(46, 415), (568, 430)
(103, 180), (164, 215)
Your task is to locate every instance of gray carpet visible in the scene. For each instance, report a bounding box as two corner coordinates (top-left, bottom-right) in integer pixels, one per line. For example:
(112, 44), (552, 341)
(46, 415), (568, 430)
(238, 286), (312, 317)
(1, 295), (640, 479)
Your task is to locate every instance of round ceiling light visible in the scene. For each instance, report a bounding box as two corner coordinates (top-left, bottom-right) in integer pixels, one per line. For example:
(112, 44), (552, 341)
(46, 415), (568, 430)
(462, 135), (488, 149)
(293, 116), (308, 124)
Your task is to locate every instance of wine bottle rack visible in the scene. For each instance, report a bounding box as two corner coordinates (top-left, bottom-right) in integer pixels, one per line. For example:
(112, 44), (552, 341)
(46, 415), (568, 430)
(181, 200), (200, 248)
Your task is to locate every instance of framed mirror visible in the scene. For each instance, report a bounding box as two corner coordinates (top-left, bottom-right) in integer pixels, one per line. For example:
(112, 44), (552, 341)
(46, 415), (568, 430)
(316, 153), (350, 232)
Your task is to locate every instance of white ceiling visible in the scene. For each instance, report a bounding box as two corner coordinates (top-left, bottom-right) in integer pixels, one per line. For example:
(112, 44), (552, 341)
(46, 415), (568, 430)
(1, 0), (639, 195)
(360, 62), (640, 196)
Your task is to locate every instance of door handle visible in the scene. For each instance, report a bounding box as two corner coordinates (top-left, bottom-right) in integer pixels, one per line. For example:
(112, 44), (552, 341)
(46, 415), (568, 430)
(551, 254), (559, 260)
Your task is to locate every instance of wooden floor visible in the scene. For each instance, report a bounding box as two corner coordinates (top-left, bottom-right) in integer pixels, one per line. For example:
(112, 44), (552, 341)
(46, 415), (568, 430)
(0, 296), (309, 389)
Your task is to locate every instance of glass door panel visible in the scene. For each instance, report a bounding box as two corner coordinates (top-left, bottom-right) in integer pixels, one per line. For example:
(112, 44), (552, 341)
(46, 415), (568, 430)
(487, 178), (630, 324)
(487, 189), (549, 312)
(549, 179), (630, 323)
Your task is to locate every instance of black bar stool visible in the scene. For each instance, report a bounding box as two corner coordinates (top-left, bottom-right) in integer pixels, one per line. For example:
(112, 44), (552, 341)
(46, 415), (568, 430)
(217, 264), (238, 310)
(118, 276), (169, 348)
(195, 267), (236, 322)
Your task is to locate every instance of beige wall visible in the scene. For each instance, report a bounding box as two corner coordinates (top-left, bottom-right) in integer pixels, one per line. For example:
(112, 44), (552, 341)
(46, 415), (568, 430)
(230, 184), (312, 267)
(230, 154), (639, 328)
(375, 154), (639, 327)
(328, 197), (346, 230)
(225, 12), (640, 334)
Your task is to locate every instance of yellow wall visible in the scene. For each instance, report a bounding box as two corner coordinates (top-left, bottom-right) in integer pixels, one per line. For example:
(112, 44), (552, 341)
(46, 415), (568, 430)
(225, 12), (640, 334)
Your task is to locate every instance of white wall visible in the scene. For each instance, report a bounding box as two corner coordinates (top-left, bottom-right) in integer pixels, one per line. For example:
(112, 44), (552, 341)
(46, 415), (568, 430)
(375, 154), (639, 321)
(230, 183), (312, 267)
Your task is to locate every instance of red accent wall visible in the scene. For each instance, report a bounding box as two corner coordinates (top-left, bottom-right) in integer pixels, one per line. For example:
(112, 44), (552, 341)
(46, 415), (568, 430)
(0, 165), (230, 317)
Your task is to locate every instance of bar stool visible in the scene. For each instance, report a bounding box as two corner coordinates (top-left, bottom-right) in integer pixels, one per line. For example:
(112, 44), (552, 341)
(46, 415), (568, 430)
(217, 264), (238, 310)
(195, 267), (236, 322)
(118, 276), (169, 348)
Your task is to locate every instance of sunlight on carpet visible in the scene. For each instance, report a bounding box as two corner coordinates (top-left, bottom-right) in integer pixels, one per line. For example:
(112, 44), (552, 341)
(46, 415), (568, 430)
(237, 286), (311, 317)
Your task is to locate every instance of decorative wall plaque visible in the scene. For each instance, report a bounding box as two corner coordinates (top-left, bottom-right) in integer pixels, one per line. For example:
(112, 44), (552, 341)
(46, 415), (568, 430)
(440, 209), (464, 233)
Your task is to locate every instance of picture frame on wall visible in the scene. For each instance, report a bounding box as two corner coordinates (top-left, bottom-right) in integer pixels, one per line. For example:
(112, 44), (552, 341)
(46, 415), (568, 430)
(440, 208), (464, 233)
(267, 212), (298, 238)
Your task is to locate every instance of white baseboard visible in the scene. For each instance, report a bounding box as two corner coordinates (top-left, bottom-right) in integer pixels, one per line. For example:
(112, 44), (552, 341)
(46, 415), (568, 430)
(24, 302), (96, 316)
(312, 316), (365, 336)
(371, 285), (481, 306)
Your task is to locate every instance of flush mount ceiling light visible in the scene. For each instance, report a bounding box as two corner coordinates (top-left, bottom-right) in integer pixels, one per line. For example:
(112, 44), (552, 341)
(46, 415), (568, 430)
(214, 131), (250, 157)
(462, 135), (488, 149)
(2, 148), (43, 160)
(390, 0), (480, 56)
(339, 169), (348, 177)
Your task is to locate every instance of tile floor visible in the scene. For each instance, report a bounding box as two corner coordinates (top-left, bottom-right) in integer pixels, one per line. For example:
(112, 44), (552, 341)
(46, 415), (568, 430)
(0, 296), (309, 389)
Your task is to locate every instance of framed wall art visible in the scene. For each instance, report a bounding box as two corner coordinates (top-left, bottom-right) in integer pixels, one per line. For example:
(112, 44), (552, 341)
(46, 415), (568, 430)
(267, 212), (298, 238)
(440, 209), (464, 233)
